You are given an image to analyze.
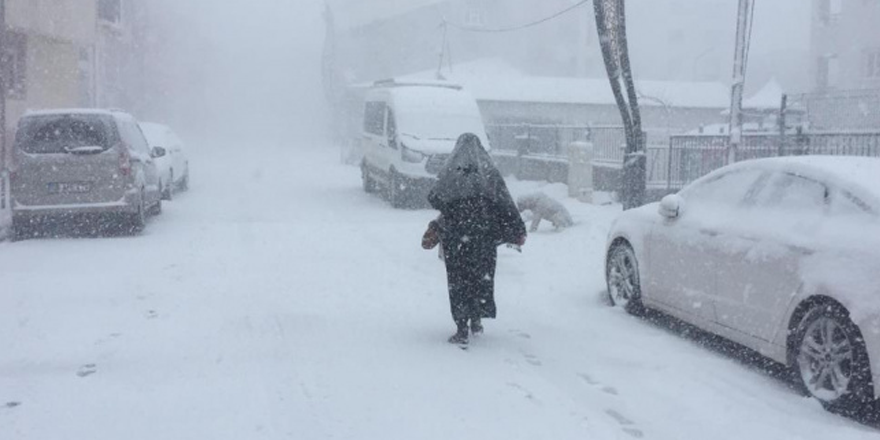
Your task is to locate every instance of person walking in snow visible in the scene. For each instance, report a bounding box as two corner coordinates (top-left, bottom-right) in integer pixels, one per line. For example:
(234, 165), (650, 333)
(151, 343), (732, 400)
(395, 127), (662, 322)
(425, 133), (527, 345)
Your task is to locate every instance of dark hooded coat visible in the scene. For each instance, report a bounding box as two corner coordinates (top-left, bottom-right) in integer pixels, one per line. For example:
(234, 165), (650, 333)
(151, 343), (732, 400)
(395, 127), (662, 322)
(428, 134), (526, 322)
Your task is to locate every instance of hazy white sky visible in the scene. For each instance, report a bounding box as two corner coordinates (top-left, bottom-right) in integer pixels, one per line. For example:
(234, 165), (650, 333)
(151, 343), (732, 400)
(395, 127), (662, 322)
(148, 0), (813, 143)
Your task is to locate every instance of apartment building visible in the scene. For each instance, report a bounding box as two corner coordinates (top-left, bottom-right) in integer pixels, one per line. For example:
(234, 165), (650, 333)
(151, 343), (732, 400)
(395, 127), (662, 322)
(1, 0), (137, 162)
(812, 0), (880, 90)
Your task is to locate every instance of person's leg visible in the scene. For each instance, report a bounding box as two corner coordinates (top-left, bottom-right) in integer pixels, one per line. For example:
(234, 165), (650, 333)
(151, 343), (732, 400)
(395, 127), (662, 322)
(445, 258), (471, 344)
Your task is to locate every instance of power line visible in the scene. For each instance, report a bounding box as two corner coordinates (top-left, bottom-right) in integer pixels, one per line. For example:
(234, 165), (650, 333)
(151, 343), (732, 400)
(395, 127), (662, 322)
(445, 0), (590, 33)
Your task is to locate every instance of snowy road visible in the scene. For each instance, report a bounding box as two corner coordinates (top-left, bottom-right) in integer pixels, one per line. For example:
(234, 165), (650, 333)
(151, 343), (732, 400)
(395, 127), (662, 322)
(1, 144), (877, 439)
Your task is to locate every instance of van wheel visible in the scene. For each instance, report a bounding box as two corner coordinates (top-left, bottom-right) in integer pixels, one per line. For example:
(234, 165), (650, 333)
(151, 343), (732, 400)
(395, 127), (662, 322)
(388, 169), (407, 209)
(151, 197), (162, 216)
(362, 162), (378, 194)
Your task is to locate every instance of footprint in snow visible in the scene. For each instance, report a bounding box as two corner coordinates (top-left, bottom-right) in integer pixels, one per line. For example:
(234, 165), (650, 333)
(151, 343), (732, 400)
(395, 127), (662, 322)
(605, 409), (645, 438)
(5, 402), (21, 409)
(77, 364), (98, 378)
(508, 329), (532, 340)
(577, 373), (619, 396)
(522, 353), (542, 367)
(145, 310), (158, 319)
(506, 382), (540, 405)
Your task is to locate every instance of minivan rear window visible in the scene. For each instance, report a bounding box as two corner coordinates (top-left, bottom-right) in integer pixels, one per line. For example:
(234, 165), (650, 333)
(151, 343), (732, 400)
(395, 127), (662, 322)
(16, 115), (114, 154)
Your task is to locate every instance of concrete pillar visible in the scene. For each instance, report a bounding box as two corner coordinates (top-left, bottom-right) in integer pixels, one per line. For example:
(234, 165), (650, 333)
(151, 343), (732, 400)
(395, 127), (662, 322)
(568, 141), (594, 203)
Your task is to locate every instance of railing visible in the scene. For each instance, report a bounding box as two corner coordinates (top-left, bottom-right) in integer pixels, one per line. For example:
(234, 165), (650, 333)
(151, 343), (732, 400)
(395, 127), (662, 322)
(666, 131), (880, 191)
(0, 170), (11, 239)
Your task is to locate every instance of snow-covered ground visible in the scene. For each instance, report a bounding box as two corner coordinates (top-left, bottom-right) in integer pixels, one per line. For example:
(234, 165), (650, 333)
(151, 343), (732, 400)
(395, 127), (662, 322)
(1, 142), (877, 439)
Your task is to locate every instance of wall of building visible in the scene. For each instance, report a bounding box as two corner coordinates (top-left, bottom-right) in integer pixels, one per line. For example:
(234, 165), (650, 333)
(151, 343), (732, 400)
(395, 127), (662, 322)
(478, 100), (726, 143)
(6, 0), (97, 45)
(811, 0), (880, 91)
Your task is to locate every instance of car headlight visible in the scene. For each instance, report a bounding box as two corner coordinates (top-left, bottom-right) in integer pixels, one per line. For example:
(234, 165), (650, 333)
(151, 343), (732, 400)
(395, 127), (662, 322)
(401, 144), (426, 164)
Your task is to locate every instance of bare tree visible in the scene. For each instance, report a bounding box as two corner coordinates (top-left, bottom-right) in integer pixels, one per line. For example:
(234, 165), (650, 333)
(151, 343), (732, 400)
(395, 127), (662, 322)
(593, 0), (645, 209)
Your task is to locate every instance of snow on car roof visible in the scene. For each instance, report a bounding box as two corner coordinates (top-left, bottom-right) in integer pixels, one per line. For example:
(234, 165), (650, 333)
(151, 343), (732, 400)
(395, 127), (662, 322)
(23, 108), (130, 118)
(139, 122), (171, 143)
(711, 156), (880, 207)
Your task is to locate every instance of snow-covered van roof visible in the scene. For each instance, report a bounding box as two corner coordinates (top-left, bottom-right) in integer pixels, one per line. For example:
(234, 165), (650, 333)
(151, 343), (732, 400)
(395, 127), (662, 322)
(385, 85), (480, 115)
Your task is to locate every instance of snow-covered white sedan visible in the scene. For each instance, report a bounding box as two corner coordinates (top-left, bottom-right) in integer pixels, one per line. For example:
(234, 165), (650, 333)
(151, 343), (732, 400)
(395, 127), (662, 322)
(605, 156), (880, 411)
(139, 122), (190, 200)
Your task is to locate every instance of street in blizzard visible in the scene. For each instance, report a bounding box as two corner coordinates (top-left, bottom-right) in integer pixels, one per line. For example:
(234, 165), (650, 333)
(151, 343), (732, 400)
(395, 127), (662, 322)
(2, 1), (880, 439)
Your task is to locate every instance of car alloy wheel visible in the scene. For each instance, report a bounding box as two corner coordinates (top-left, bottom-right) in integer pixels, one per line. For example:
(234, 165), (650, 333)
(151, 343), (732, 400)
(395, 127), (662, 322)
(606, 244), (643, 315)
(793, 305), (872, 409)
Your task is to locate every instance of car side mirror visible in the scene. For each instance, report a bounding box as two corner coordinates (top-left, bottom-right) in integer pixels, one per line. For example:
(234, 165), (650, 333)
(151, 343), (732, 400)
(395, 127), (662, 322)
(151, 146), (167, 159)
(659, 194), (684, 219)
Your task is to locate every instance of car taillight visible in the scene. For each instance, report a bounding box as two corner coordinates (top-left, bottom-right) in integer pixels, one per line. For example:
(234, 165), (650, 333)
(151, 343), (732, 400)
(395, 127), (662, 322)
(118, 145), (132, 176)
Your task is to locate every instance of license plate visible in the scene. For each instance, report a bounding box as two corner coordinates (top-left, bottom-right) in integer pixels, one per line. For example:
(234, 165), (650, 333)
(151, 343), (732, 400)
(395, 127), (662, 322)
(48, 182), (92, 194)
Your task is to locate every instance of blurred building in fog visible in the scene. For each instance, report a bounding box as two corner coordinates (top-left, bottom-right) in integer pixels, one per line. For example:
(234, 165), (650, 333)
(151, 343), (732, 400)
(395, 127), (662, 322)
(326, 0), (595, 84)
(811, 0), (880, 91)
(805, 0), (880, 130)
(0, 0), (139, 145)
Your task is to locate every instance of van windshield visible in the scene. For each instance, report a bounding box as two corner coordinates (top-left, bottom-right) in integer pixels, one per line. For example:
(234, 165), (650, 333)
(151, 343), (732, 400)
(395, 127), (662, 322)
(397, 112), (487, 142)
(16, 115), (114, 154)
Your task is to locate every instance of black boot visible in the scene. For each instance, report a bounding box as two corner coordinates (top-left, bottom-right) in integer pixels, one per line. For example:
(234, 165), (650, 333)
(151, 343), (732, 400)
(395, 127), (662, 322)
(448, 320), (469, 345)
(470, 317), (483, 335)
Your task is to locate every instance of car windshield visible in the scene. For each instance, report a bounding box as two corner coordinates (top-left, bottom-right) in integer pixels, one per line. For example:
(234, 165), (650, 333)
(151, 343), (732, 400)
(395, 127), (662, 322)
(16, 115), (113, 154)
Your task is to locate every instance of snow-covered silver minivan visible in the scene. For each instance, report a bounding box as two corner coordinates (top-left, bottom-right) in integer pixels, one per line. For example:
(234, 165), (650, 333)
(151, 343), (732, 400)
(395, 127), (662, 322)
(360, 80), (490, 208)
(10, 109), (164, 236)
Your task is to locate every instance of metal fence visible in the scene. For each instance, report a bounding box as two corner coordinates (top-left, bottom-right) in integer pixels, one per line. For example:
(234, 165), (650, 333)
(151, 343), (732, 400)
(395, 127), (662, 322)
(665, 131), (880, 191)
(792, 89), (880, 131)
(486, 123), (625, 159)
(0, 171), (11, 238)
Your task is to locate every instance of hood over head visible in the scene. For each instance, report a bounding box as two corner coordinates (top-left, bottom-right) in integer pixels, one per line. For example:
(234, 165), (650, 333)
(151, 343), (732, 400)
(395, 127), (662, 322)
(429, 133), (501, 208)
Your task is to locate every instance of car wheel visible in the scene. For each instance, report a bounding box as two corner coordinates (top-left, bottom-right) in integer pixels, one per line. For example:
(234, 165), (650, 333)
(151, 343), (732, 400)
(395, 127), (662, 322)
(162, 171), (174, 201)
(128, 191), (147, 234)
(606, 243), (645, 315)
(361, 162), (378, 194)
(179, 167), (190, 192)
(792, 304), (873, 410)
(388, 169), (407, 209)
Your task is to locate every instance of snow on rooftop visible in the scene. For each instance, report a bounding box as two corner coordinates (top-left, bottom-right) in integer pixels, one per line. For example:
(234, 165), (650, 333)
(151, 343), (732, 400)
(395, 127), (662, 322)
(743, 78), (786, 110)
(397, 59), (729, 109)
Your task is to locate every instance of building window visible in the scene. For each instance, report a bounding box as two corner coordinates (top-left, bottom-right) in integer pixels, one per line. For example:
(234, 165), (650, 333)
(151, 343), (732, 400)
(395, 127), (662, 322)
(867, 50), (880, 79)
(1, 32), (27, 100)
(464, 0), (485, 27)
(816, 54), (840, 89)
(818, 0), (843, 26)
(98, 0), (123, 24)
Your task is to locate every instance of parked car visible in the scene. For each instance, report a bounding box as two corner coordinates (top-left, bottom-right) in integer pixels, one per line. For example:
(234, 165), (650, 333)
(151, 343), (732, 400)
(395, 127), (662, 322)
(139, 122), (190, 200)
(605, 156), (880, 411)
(10, 109), (164, 236)
(360, 80), (490, 208)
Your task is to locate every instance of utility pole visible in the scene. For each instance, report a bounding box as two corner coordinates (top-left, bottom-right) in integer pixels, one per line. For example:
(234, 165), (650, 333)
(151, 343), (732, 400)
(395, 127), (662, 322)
(0, 0), (7, 174)
(727, 0), (752, 165)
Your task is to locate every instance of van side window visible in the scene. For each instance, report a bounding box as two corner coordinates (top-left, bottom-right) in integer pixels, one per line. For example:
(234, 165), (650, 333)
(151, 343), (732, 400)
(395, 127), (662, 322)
(364, 102), (386, 136)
